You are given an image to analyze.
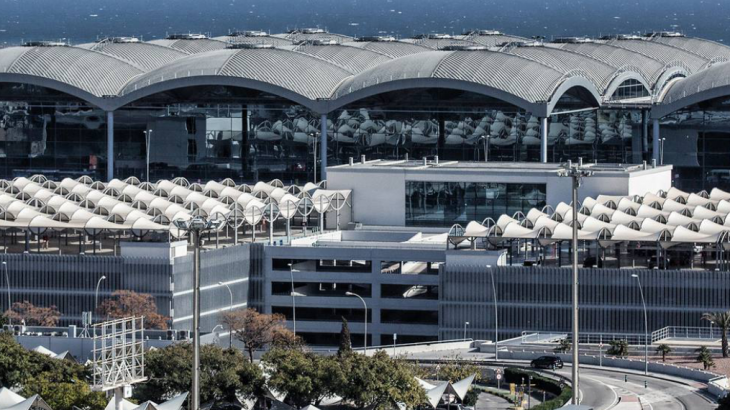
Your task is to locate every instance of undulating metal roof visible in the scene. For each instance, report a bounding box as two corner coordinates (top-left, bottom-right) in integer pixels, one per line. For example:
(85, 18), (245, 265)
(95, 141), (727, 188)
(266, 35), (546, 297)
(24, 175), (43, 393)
(78, 41), (189, 71)
(0, 30), (728, 116)
(0, 46), (143, 97)
(288, 44), (392, 73)
(147, 38), (228, 54)
(342, 41), (430, 58)
(332, 50), (574, 105)
(120, 48), (352, 101)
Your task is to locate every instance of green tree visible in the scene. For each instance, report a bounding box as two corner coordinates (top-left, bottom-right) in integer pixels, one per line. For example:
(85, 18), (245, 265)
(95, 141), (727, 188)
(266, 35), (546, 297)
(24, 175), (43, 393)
(339, 351), (427, 410)
(607, 340), (630, 357)
(696, 346), (716, 370)
(434, 355), (481, 384)
(554, 338), (571, 354)
(221, 308), (297, 362)
(262, 347), (344, 408)
(338, 317), (352, 356)
(655, 344), (672, 362)
(0, 332), (87, 389)
(21, 372), (106, 410)
(702, 311), (730, 358)
(133, 343), (263, 404)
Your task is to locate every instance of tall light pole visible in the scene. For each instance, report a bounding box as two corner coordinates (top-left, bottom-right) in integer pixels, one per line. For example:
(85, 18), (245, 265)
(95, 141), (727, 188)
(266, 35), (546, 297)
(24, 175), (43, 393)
(346, 291), (367, 354)
(143, 130), (152, 183)
(2, 261), (10, 325)
(659, 137), (666, 165)
(558, 160), (593, 405)
(488, 266), (499, 361)
(172, 216), (224, 410)
(218, 281), (234, 349)
(463, 321), (470, 341)
(95, 275), (106, 315)
(310, 132), (318, 184)
(478, 135), (491, 162)
(632, 274), (649, 375)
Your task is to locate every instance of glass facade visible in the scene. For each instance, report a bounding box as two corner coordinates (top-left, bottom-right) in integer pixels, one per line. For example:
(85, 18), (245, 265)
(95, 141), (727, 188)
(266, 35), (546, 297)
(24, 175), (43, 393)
(0, 82), (675, 187)
(0, 84), (108, 180)
(660, 97), (730, 192)
(405, 181), (546, 227)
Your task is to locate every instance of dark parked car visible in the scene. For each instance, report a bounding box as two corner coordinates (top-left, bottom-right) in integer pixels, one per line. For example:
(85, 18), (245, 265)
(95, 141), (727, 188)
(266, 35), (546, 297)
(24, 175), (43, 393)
(530, 355), (564, 369)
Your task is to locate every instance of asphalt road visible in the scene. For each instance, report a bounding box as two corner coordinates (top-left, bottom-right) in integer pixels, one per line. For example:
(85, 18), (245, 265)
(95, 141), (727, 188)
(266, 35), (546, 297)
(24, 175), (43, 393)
(553, 365), (716, 410)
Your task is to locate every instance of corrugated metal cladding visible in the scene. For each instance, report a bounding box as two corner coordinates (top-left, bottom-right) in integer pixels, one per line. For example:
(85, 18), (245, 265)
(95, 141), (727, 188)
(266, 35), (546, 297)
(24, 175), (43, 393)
(2, 33), (730, 110)
(247, 242), (266, 310)
(439, 266), (730, 341)
(0, 253), (173, 325)
(172, 244), (252, 332)
(0, 244), (252, 332)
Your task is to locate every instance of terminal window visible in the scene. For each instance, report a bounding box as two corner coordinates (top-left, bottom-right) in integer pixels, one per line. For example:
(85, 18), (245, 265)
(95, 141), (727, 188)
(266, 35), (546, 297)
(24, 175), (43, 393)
(405, 181), (546, 227)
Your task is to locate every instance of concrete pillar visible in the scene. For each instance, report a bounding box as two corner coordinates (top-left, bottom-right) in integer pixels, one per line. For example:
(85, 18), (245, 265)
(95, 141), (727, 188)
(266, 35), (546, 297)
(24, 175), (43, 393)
(107, 111), (114, 181)
(634, 110), (646, 164)
(320, 113), (328, 183)
(652, 119), (660, 163)
(540, 117), (548, 163)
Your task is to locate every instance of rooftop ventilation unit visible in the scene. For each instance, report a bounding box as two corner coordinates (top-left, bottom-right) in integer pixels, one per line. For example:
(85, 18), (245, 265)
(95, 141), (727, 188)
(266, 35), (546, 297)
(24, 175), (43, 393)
(304, 39), (339, 46)
(355, 35), (396, 42)
(227, 43), (275, 49)
(616, 34), (644, 40)
(301, 28), (327, 34)
(428, 33), (453, 39)
(552, 36), (594, 44)
(23, 41), (68, 47)
(464, 29), (503, 36)
(646, 31), (685, 38)
(109, 37), (141, 43)
(441, 44), (488, 51)
(228, 30), (268, 37)
(166, 33), (208, 40)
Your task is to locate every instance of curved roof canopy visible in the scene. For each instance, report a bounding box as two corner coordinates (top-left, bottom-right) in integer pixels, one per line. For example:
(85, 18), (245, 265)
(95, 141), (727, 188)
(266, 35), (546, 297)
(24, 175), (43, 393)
(0, 31), (727, 115)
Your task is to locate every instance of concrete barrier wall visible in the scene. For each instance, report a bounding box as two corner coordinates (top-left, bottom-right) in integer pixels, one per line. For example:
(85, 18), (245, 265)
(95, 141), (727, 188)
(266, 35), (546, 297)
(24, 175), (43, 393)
(499, 349), (728, 396)
(358, 340), (473, 356)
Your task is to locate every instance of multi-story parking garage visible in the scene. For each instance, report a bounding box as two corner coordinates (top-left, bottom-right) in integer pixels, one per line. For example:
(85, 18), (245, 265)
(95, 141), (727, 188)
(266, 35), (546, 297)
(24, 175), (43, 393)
(1, 30), (730, 191)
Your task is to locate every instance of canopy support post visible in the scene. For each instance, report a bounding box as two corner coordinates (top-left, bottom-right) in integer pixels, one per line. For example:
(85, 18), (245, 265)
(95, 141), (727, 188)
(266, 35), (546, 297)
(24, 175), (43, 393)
(320, 113), (328, 182)
(652, 119), (660, 164)
(540, 117), (548, 163)
(107, 111), (114, 182)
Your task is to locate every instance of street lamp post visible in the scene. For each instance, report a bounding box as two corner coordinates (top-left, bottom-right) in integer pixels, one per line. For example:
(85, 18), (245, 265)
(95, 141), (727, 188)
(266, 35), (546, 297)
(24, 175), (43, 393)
(557, 160), (593, 405)
(488, 266), (499, 361)
(288, 264), (298, 335)
(632, 274), (649, 375)
(2, 261), (10, 325)
(463, 321), (470, 341)
(218, 281), (234, 349)
(346, 291), (367, 354)
(478, 135), (491, 162)
(143, 130), (152, 183)
(172, 216), (224, 410)
(95, 275), (106, 316)
(660, 137), (666, 165)
(311, 132), (318, 184)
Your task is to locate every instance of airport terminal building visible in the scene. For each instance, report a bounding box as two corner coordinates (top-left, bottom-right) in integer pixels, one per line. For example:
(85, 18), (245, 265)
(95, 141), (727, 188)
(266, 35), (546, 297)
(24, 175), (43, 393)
(3, 28), (730, 348)
(0, 30), (730, 191)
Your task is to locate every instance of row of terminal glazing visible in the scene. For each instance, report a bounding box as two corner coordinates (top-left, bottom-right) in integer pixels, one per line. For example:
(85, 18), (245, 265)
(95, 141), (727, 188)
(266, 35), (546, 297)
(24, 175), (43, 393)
(2, 30), (730, 190)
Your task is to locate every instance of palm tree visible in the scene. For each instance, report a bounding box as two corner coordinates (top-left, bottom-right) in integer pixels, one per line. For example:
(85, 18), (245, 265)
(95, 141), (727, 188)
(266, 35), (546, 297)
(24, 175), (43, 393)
(655, 344), (672, 362)
(554, 338), (571, 353)
(607, 339), (630, 357)
(695, 346), (715, 370)
(701, 311), (730, 358)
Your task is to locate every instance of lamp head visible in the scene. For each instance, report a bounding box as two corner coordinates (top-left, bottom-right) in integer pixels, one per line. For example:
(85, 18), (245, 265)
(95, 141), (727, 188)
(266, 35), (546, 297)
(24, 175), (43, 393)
(1, 261), (5, 266)
(218, 281), (224, 285)
(345, 291), (355, 296)
(465, 321), (470, 325)
(100, 275), (106, 280)
(631, 274), (639, 278)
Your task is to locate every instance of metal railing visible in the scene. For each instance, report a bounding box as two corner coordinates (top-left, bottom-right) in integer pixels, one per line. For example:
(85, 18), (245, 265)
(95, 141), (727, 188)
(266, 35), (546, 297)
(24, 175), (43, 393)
(651, 326), (720, 343)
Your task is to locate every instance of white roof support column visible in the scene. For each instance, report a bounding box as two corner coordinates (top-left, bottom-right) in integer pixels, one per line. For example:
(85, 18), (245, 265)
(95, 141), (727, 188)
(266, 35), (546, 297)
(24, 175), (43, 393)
(652, 119), (660, 164)
(107, 111), (114, 182)
(540, 117), (548, 163)
(320, 113), (328, 182)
